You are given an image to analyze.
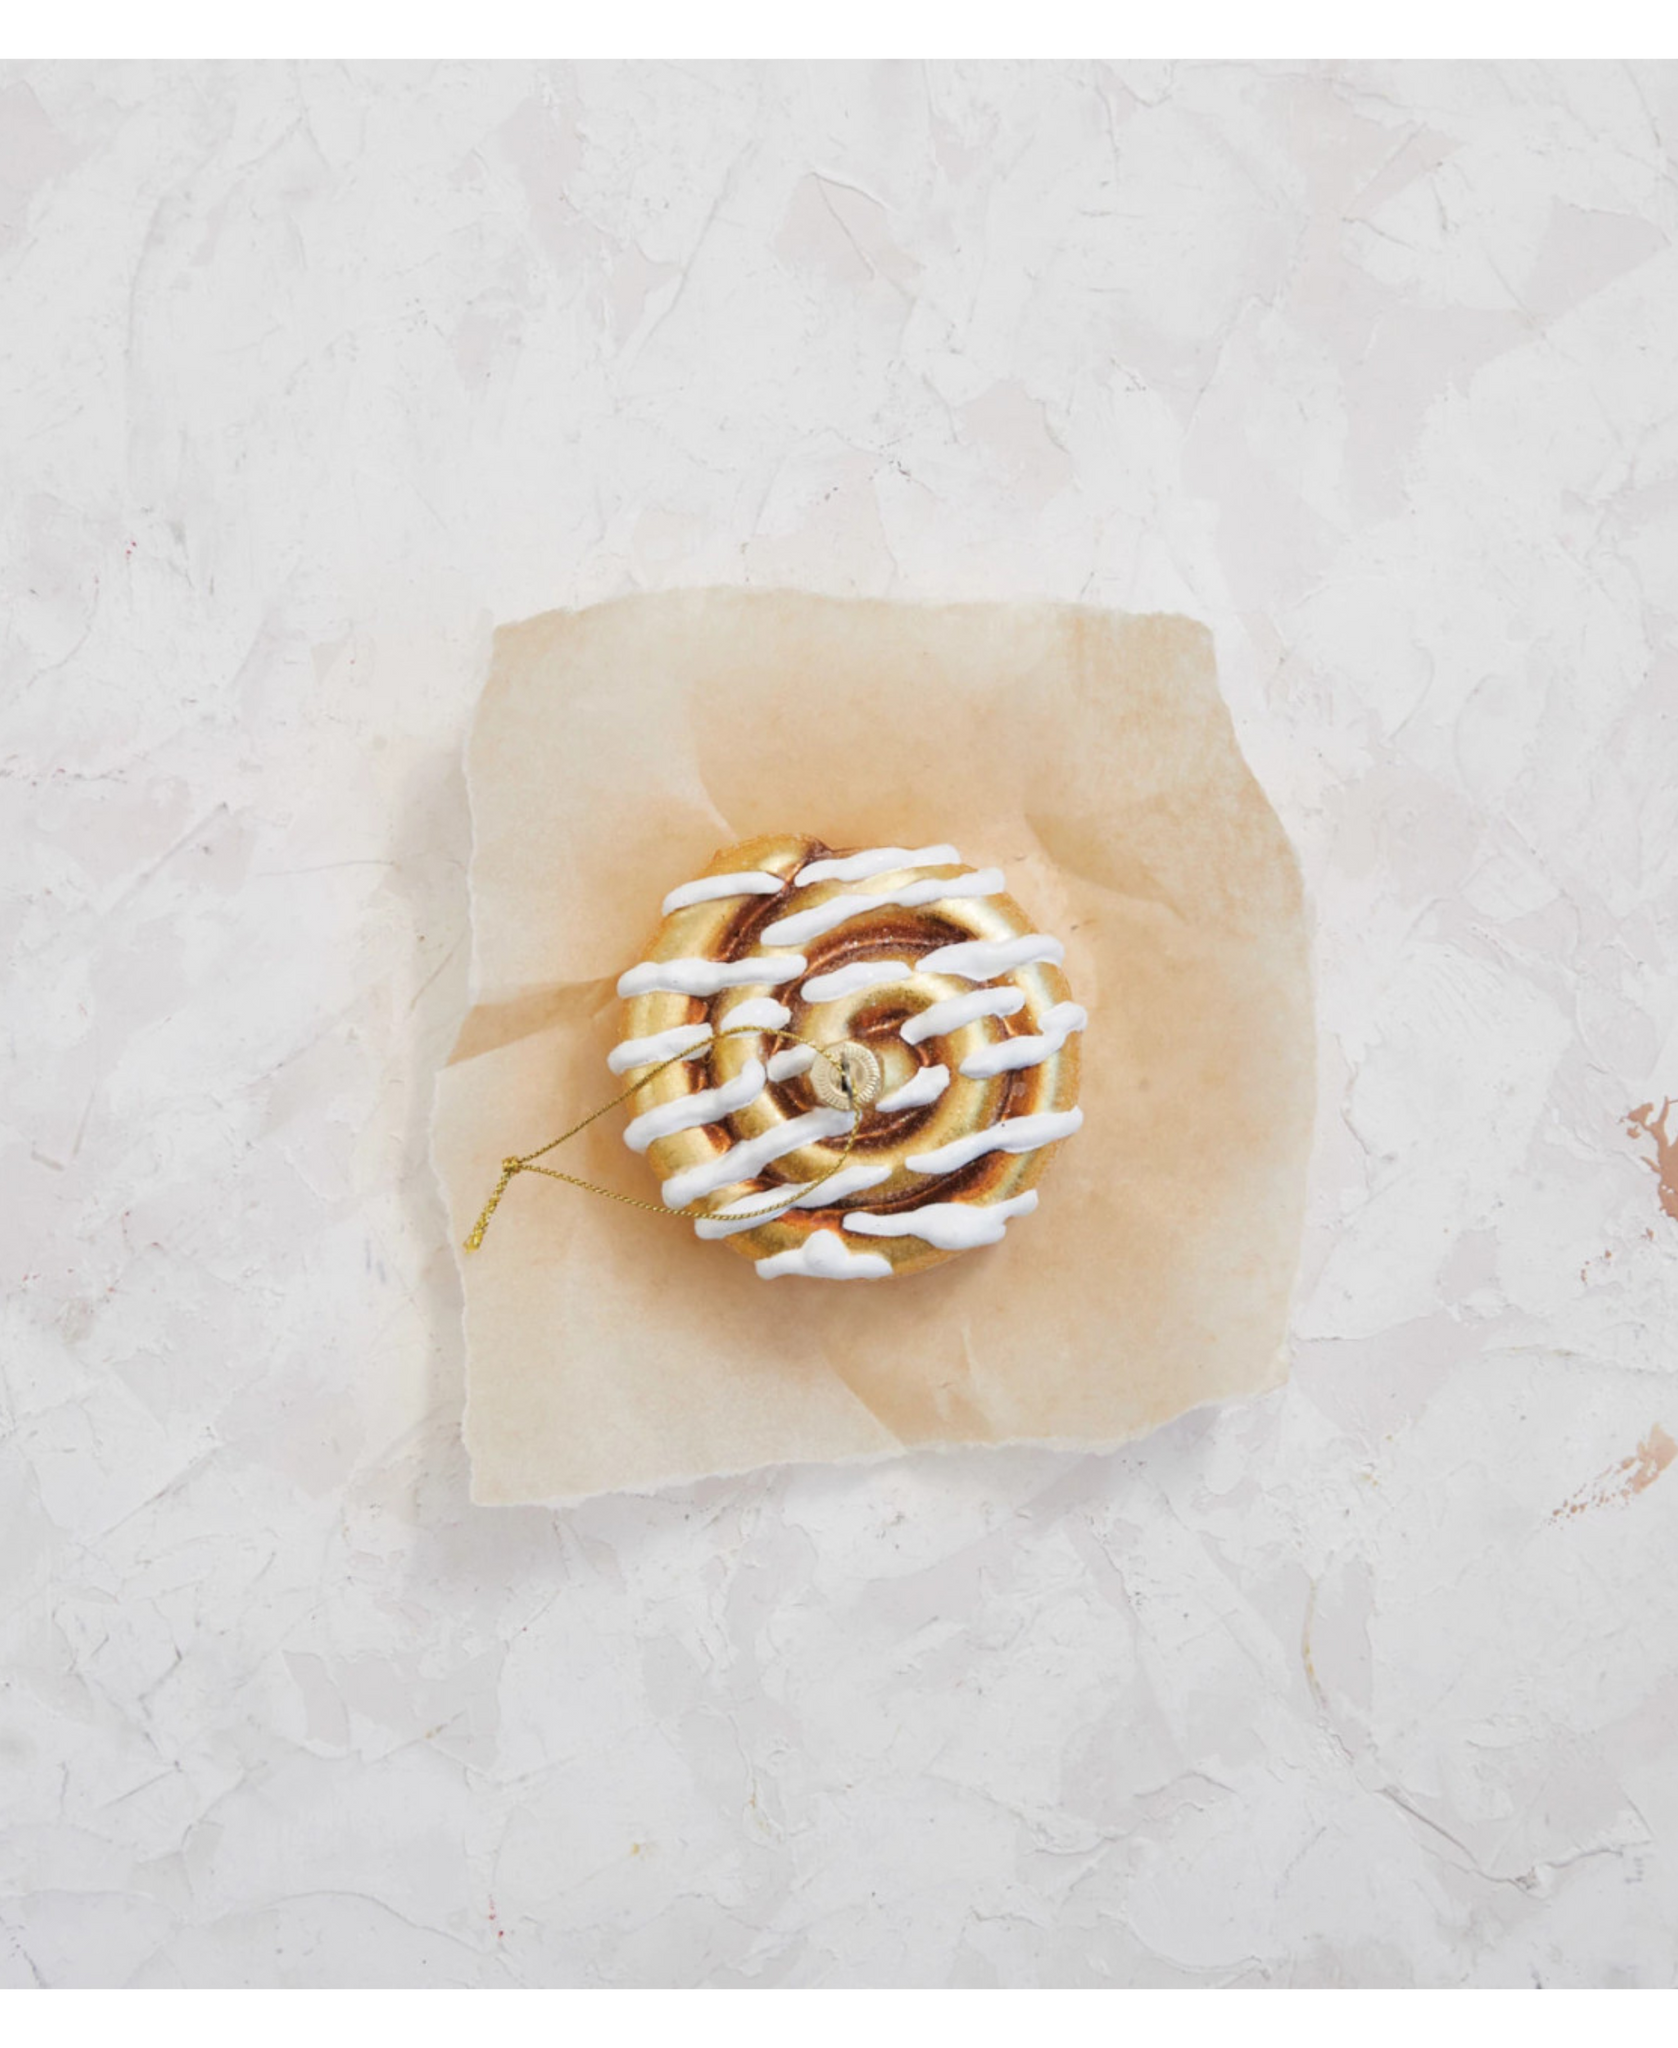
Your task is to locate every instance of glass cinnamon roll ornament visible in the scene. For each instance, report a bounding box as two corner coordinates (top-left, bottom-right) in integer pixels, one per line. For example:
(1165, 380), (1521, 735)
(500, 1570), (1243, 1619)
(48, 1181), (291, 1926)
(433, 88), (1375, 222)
(612, 836), (1085, 1278)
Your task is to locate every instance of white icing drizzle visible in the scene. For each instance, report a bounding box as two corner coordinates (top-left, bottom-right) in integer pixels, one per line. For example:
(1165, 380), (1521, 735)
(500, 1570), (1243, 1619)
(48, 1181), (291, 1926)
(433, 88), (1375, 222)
(917, 933), (1065, 981)
(845, 1190), (1038, 1250)
(794, 1162), (892, 1205)
(694, 1197), (801, 1239)
(624, 1059), (766, 1154)
(763, 869), (1004, 950)
(755, 1228), (892, 1281)
(959, 1002), (1088, 1080)
(906, 1107), (1084, 1176)
(660, 870), (785, 915)
(723, 996), (792, 1033)
(607, 1022), (713, 1075)
(618, 954), (805, 999)
(661, 1106), (852, 1209)
(799, 958), (910, 1004)
(901, 985), (1024, 1045)
(766, 1044), (817, 1081)
(691, 1160), (892, 1239)
(875, 1063), (950, 1113)
(794, 844), (961, 886)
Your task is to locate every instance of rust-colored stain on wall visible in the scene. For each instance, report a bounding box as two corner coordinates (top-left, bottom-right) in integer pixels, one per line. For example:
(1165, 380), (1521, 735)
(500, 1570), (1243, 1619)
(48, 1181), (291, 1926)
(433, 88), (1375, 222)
(1626, 1098), (1678, 1221)
(1553, 1425), (1677, 1521)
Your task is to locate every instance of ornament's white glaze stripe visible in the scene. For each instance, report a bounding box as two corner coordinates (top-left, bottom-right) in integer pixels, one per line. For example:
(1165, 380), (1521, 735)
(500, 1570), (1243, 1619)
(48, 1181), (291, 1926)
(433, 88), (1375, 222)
(906, 1107), (1084, 1176)
(661, 1107), (852, 1208)
(901, 986), (1024, 1045)
(793, 1162), (891, 1205)
(618, 954), (805, 998)
(755, 1228), (892, 1281)
(959, 1003), (1088, 1079)
(766, 1045), (817, 1082)
(691, 1161), (892, 1239)
(794, 845), (961, 886)
(763, 870), (1003, 949)
(724, 996), (792, 1032)
(607, 1022), (713, 1075)
(845, 1190), (1039, 1249)
(693, 1190), (808, 1238)
(799, 959), (911, 1004)
(624, 1059), (766, 1154)
(660, 870), (785, 915)
(917, 933), (1065, 981)
(875, 1063), (950, 1113)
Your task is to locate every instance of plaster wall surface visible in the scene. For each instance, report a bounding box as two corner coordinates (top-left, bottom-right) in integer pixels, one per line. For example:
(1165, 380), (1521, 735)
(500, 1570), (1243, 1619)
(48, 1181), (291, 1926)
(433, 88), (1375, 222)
(3, 59), (1677, 1986)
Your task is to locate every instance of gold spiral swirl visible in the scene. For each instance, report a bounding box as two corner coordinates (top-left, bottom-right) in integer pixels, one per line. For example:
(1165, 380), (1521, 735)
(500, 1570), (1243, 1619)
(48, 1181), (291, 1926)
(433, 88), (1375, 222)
(612, 834), (1084, 1278)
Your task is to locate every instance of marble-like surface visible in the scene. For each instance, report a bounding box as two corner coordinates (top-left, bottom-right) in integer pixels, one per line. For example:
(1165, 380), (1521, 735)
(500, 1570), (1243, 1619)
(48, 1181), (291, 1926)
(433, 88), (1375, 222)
(4, 59), (1678, 1988)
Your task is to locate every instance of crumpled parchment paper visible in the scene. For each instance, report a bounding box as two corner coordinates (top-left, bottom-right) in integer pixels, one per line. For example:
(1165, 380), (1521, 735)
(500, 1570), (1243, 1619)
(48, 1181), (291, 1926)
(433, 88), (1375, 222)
(432, 591), (1314, 1504)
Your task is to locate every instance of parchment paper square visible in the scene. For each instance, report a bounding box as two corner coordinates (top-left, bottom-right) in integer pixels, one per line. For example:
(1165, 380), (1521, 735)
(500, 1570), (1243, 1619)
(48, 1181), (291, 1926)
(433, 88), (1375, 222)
(432, 591), (1313, 1504)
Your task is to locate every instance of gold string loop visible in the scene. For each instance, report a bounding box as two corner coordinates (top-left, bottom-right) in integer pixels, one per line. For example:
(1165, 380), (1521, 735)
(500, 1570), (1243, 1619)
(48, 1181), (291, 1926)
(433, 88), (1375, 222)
(464, 1027), (864, 1253)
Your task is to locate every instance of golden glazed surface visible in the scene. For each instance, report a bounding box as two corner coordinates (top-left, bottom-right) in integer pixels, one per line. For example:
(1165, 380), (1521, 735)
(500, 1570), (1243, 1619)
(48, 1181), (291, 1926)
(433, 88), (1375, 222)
(613, 834), (1084, 1277)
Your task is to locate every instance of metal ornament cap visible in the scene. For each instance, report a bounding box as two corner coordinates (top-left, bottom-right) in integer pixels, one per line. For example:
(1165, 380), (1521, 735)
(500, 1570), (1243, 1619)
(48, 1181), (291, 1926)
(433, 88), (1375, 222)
(809, 1041), (883, 1112)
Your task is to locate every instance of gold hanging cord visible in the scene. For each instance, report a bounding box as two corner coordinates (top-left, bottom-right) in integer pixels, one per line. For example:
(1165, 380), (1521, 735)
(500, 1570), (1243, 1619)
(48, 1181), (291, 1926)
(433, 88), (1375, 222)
(464, 1027), (865, 1253)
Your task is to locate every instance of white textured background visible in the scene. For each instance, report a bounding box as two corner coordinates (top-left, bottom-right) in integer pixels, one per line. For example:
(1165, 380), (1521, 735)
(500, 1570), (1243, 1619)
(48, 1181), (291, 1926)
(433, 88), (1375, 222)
(4, 59), (1678, 1988)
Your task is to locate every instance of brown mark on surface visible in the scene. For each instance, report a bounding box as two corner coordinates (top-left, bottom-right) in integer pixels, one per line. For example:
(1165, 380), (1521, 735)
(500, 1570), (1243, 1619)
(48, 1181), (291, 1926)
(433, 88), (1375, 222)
(1626, 1099), (1678, 1222)
(1553, 1425), (1677, 1521)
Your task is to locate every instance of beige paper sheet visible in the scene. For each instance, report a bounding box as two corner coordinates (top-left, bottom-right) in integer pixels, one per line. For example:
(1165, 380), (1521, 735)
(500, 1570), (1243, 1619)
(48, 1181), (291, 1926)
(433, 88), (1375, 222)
(433, 591), (1314, 1504)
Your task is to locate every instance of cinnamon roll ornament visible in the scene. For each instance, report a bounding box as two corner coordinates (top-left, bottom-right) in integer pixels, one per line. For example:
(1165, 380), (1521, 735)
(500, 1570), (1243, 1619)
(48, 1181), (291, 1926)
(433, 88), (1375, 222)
(611, 835), (1085, 1278)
